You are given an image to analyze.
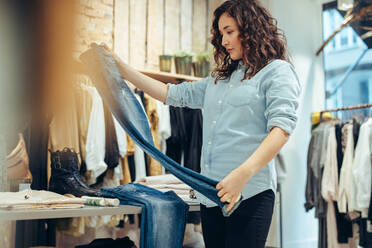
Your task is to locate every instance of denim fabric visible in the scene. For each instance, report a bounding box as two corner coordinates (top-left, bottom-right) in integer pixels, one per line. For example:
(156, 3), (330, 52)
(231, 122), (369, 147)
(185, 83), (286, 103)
(101, 183), (188, 248)
(80, 44), (241, 217)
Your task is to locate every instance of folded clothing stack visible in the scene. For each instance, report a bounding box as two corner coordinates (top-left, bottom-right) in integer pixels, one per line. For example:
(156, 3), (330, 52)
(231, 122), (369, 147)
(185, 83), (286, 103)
(0, 190), (120, 210)
(0, 190), (86, 210)
(137, 174), (197, 203)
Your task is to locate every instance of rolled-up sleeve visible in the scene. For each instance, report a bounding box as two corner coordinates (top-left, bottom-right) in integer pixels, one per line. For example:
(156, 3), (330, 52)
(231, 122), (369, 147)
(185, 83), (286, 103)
(263, 61), (301, 135)
(165, 76), (210, 109)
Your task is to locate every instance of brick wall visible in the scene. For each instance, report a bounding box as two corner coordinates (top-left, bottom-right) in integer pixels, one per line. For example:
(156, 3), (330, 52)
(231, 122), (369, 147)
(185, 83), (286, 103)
(75, 0), (114, 57)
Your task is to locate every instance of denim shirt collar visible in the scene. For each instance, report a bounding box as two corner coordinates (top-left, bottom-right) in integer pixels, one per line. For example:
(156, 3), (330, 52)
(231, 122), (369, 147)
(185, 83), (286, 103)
(238, 60), (246, 70)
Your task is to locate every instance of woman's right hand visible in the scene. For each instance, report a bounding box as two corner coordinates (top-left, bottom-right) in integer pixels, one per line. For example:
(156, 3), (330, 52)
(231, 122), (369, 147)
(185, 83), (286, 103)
(97, 42), (122, 65)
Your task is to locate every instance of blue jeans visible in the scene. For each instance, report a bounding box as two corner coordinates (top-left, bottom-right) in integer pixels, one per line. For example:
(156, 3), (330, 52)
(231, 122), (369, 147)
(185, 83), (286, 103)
(101, 183), (189, 248)
(80, 44), (241, 217)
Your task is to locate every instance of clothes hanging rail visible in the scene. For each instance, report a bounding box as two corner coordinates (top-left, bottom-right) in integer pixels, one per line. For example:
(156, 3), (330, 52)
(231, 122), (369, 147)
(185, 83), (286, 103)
(320, 103), (372, 113)
(319, 103), (372, 121)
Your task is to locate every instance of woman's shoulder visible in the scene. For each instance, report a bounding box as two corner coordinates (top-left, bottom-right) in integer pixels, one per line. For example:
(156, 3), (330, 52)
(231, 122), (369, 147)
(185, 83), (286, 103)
(261, 59), (293, 75)
(256, 59), (296, 79)
(257, 59), (300, 88)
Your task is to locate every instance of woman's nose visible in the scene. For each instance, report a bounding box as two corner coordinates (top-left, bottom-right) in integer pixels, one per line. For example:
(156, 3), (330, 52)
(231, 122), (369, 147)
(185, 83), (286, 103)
(222, 36), (228, 47)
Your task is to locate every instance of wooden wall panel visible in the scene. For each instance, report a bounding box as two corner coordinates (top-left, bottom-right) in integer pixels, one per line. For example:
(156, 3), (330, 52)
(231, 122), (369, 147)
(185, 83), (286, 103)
(147, 0), (164, 69)
(192, 0), (207, 53)
(114, 0), (219, 71)
(129, 0), (147, 68)
(207, 0), (224, 67)
(207, 0), (224, 42)
(114, 0), (129, 62)
(164, 0), (180, 55)
(180, 0), (192, 52)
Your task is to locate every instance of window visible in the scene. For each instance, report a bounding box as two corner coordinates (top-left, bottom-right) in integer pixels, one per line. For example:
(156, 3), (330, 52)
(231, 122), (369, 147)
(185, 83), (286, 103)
(322, 1), (372, 113)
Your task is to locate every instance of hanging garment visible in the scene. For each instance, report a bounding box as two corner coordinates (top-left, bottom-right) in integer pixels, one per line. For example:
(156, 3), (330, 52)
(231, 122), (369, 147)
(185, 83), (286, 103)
(144, 94), (162, 176)
(18, 115), (56, 248)
(338, 123), (355, 213)
(305, 122), (330, 217)
(101, 183), (188, 248)
(75, 84), (93, 164)
(120, 156), (132, 184)
(80, 44), (241, 216)
(335, 122), (353, 243)
(113, 115), (127, 158)
(155, 100), (171, 154)
(351, 118), (372, 218)
(305, 122), (330, 248)
(134, 94), (148, 181)
(48, 93), (81, 183)
(166, 107), (203, 173)
(103, 103), (120, 169)
(113, 115), (127, 183)
(321, 126), (349, 248)
(84, 86), (107, 185)
(6, 133), (32, 187)
(91, 103), (121, 187)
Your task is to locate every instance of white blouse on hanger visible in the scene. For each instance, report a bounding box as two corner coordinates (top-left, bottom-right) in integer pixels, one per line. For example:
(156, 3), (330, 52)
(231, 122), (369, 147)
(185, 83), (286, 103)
(337, 123), (355, 213)
(351, 118), (372, 217)
(156, 100), (171, 154)
(84, 85), (107, 185)
(134, 93), (149, 181)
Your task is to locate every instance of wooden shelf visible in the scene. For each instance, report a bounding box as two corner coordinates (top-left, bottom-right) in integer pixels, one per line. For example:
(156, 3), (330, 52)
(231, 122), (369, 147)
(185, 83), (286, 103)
(0, 203), (200, 221)
(139, 69), (203, 84)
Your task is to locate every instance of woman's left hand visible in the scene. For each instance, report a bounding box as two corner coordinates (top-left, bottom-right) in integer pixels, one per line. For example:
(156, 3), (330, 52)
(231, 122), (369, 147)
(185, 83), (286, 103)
(216, 167), (252, 211)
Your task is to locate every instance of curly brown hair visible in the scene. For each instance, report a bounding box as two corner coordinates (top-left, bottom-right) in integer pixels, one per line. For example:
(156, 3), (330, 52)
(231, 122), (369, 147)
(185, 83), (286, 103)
(211, 0), (290, 83)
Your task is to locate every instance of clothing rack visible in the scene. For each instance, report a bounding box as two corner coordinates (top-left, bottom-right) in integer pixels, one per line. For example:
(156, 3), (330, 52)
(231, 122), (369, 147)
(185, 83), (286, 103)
(319, 103), (372, 121)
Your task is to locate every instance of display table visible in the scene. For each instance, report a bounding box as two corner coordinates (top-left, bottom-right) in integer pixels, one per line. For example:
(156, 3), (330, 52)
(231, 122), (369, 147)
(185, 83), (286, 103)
(0, 203), (200, 221)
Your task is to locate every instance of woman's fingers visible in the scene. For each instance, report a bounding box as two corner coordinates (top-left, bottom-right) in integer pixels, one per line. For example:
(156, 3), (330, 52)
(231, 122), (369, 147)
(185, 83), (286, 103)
(217, 188), (227, 197)
(220, 193), (231, 203)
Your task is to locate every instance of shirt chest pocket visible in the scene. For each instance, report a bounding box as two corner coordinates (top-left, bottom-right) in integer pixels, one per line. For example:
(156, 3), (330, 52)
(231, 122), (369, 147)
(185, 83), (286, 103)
(227, 84), (258, 107)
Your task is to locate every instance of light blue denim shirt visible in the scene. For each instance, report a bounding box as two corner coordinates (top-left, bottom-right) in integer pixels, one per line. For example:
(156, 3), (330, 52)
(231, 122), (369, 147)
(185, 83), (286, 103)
(166, 59), (301, 207)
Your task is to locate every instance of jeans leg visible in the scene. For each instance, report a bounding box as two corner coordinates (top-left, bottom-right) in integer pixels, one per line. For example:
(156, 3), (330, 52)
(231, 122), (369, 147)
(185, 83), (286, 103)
(200, 204), (226, 248)
(225, 190), (275, 248)
(101, 183), (189, 248)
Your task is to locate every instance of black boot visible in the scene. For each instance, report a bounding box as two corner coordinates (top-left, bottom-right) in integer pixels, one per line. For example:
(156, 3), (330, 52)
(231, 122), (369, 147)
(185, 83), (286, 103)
(49, 148), (101, 197)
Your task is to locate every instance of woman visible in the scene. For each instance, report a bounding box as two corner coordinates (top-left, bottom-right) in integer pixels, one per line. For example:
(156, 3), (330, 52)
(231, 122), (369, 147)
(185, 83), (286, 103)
(102, 0), (301, 247)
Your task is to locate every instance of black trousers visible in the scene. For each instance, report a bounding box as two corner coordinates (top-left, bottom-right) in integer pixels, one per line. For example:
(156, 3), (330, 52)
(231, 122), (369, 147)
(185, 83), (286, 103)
(200, 189), (275, 248)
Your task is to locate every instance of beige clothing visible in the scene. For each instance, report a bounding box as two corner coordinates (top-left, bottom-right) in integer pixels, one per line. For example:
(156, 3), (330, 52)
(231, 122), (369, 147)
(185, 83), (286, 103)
(48, 94), (81, 181)
(75, 85), (93, 162)
(0, 190), (85, 210)
(144, 95), (162, 176)
(338, 124), (354, 213)
(6, 133), (32, 190)
(139, 175), (195, 202)
(137, 174), (183, 185)
(120, 156), (132, 184)
(126, 134), (135, 156)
